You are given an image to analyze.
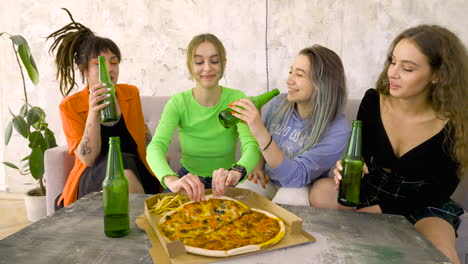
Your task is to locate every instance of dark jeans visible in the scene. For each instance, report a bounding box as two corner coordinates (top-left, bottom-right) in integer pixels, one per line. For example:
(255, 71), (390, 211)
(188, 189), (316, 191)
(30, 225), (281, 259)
(162, 167), (212, 193)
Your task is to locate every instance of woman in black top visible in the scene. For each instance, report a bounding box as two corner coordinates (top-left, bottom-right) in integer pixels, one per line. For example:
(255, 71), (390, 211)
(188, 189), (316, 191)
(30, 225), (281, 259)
(309, 25), (468, 264)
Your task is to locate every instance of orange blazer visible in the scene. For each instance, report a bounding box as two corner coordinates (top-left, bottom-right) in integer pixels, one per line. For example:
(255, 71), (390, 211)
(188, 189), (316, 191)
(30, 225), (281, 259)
(58, 84), (160, 206)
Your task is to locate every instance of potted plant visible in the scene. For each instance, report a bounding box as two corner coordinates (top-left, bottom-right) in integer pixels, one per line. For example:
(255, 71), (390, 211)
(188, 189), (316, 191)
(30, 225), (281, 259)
(1, 32), (57, 222)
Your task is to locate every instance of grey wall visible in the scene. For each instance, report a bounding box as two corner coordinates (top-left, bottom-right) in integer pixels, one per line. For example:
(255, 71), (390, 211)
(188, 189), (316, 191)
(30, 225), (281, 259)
(1, 0), (468, 192)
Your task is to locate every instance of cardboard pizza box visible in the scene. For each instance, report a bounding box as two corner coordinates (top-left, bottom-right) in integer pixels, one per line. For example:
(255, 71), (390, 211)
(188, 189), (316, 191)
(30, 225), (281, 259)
(141, 187), (315, 264)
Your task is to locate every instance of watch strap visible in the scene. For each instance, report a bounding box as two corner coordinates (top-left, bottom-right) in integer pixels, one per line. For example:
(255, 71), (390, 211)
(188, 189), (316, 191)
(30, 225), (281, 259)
(229, 165), (247, 182)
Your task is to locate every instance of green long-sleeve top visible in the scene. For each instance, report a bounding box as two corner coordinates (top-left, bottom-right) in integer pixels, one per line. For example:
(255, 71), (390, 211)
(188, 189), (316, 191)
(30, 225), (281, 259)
(147, 87), (260, 188)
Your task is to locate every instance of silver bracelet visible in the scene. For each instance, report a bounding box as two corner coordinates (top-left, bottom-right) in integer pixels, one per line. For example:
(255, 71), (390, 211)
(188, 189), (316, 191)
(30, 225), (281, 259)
(259, 135), (273, 152)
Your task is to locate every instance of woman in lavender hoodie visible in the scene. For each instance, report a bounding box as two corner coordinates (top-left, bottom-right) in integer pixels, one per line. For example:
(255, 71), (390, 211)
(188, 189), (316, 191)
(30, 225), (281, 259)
(234, 45), (350, 206)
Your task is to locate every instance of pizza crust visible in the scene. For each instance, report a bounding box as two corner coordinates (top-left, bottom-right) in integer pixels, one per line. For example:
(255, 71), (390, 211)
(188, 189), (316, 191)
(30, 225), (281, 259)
(186, 244), (262, 257)
(252, 208), (286, 248)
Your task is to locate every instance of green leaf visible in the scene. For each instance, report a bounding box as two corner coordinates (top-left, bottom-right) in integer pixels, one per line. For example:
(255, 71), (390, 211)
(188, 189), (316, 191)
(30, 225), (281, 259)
(28, 131), (47, 152)
(10, 35), (27, 45)
(29, 147), (44, 180)
(45, 128), (57, 148)
(27, 106), (45, 126)
(12, 116), (29, 138)
(8, 107), (15, 117)
(0, 32), (5, 37)
(32, 121), (42, 131)
(20, 103), (29, 117)
(5, 121), (13, 145)
(17, 44), (39, 85)
(21, 155), (30, 162)
(2, 161), (20, 170)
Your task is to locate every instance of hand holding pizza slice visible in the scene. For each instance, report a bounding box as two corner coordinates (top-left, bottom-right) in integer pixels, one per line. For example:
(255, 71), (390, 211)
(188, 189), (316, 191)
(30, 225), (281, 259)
(164, 173), (206, 202)
(211, 168), (243, 198)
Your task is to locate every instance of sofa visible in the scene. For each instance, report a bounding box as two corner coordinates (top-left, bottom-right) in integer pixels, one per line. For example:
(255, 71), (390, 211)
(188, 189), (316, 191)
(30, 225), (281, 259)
(44, 95), (467, 261)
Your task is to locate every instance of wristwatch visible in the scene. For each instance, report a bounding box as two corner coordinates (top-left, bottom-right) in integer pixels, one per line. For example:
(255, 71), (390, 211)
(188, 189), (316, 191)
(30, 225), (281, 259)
(229, 164), (247, 182)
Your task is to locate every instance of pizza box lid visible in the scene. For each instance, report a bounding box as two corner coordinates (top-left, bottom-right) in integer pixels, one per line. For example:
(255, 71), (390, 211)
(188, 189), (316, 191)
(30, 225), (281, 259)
(139, 187), (315, 263)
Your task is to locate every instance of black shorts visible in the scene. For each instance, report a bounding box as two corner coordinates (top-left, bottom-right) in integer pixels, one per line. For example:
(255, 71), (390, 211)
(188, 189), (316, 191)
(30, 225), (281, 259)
(359, 171), (464, 233)
(78, 152), (159, 198)
(55, 152), (159, 210)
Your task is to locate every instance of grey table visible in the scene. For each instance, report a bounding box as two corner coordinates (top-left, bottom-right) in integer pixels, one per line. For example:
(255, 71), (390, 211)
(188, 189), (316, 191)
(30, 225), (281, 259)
(0, 192), (451, 264)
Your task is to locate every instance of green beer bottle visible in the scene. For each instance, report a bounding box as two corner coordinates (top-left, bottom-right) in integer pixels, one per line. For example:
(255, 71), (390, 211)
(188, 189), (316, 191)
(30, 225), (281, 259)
(338, 120), (364, 207)
(98, 56), (119, 123)
(218, 88), (280, 128)
(103, 137), (130, 237)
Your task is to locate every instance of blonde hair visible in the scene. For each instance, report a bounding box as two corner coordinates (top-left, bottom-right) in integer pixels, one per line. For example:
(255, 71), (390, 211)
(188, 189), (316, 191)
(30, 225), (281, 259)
(376, 25), (468, 177)
(186, 33), (227, 79)
(265, 45), (347, 156)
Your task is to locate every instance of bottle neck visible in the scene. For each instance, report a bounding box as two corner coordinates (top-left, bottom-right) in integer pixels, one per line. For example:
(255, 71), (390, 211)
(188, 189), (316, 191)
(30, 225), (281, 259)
(106, 141), (125, 179)
(99, 56), (112, 84)
(249, 88), (280, 109)
(345, 124), (362, 157)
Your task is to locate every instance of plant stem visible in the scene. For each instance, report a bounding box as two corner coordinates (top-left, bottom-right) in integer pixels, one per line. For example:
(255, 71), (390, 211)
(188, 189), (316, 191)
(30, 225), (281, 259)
(11, 41), (28, 104)
(39, 178), (46, 195)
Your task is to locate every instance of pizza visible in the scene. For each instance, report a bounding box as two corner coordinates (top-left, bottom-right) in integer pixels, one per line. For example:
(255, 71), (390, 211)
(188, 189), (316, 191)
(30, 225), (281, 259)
(158, 196), (250, 241)
(158, 195), (286, 257)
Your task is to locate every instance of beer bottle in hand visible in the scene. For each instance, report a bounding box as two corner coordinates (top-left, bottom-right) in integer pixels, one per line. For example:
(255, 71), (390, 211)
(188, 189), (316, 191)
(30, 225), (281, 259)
(338, 120), (364, 207)
(218, 88), (280, 128)
(103, 137), (130, 237)
(98, 56), (119, 123)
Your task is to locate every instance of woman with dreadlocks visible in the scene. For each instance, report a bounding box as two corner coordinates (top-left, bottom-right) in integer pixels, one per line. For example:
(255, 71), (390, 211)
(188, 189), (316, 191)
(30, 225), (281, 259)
(48, 8), (161, 208)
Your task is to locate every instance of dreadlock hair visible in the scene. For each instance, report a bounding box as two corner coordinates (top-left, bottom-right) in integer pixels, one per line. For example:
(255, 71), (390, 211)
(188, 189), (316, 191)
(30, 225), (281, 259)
(47, 8), (121, 97)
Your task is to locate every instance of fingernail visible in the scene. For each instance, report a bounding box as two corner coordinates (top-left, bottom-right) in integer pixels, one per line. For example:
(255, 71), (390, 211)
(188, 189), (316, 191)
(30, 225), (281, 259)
(265, 179), (269, 183)
(248, 178), (252, 181)
(254, 180), (258, 184)
(231, 111), (235, 114)
(102, 83), (106, 86)
(228, 104), (233, 107)
(106, 94), (111, 97)
(107, 88), (111, 91)
(262, 185), (266, 189)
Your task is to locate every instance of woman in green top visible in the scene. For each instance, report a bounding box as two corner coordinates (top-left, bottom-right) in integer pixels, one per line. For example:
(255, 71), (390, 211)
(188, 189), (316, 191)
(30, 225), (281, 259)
(147, 34), (260, 201)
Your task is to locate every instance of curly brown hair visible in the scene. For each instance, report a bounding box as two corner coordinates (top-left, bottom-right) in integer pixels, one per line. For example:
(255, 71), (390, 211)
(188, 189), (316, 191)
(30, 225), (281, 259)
(47, 8), (121, 97)
(376, 25), (468, 177)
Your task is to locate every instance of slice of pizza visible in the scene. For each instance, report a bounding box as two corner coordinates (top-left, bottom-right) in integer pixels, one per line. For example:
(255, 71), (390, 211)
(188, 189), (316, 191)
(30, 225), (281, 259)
(158, 195), (250, 242)
(183, 208), (286, 257)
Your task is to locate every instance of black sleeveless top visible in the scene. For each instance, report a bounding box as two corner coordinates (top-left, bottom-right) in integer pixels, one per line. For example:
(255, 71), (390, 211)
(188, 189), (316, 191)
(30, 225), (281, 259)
(100, 116), (138, 156)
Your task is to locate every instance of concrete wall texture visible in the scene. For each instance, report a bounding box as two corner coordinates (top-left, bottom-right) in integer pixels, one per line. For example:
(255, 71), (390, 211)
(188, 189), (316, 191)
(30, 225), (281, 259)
(1, 0), (468, 192)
